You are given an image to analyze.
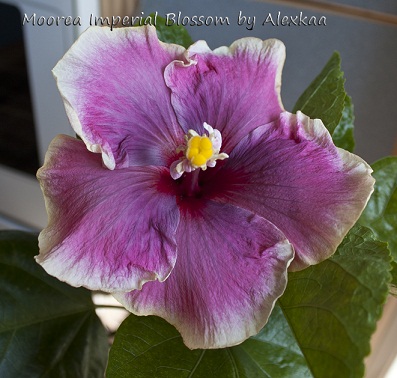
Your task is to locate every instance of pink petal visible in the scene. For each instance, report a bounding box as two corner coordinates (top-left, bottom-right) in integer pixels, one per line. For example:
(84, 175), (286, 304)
(115, 200), (294, 349)
(52, 26), (185, 170)
(164, 38), (285, 154)
(36, 135), (179, 292)
(206, 111), (374, 271)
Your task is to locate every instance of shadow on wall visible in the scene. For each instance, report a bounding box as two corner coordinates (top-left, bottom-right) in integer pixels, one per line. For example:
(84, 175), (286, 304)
(0, 3), (38, 175)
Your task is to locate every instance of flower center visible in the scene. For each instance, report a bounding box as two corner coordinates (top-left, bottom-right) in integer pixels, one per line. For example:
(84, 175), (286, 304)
(186, 135), (214, 167)
(169, 122), (229, 180)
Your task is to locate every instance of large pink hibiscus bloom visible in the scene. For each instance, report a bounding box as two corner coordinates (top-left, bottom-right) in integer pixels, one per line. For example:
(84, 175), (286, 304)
(36, 26), (374, 349)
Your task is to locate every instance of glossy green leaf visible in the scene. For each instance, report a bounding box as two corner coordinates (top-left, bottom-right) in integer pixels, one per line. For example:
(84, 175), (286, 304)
(107, 304), (311, 378)
(153, 14), (194, 48)
(332, 95), (355, 152)
(293, 52), (346, 135)
(107, 225), (390, 377)
(0, 231), (108, 378)
(278, 225), (390, 378)
(107, 315), (237, 378)
(359, 157), (397, 288)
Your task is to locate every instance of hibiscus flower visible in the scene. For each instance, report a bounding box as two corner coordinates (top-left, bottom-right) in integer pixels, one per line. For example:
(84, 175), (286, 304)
(36, 26), (374, 349)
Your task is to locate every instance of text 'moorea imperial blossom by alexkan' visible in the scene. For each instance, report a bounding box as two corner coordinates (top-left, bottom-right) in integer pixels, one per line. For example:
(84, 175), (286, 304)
(35, 25), (374, 350)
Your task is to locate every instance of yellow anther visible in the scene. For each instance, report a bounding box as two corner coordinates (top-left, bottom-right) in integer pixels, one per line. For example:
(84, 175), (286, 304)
(191, 154), (207, 166)
(170, 123), (229, 179)
(186, 135), (214, 167)
(200, 149), (213, 159)
(199, 137), (212, 150)
(190, 136), (201, 148)
(187, 148), (199, 159)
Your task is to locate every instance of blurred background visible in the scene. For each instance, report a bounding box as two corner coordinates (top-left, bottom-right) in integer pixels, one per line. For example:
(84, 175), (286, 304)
(0, 1), (396, 376)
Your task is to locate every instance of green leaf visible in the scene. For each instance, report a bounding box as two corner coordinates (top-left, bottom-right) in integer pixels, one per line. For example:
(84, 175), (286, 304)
(107, 305), (312, 378)
(293, 52), (346, 135)
(277, 225), (390, 378)
(332, 95), (355, 152)
(107, 225), (390, 377)
(0, 231), (108, 378)
(107, 315), (237, 378)
(153, 14), (194, 48)
(359, 156), (397, 288)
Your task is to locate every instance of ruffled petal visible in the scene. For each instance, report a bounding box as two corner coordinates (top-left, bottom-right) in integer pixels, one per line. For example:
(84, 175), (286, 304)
(114, 200), (294, 349)
(52, 26), (185, 170)
(36, 135), (179, 292)
(206, 111), (374, 271)
(164, 38), (285, 154)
